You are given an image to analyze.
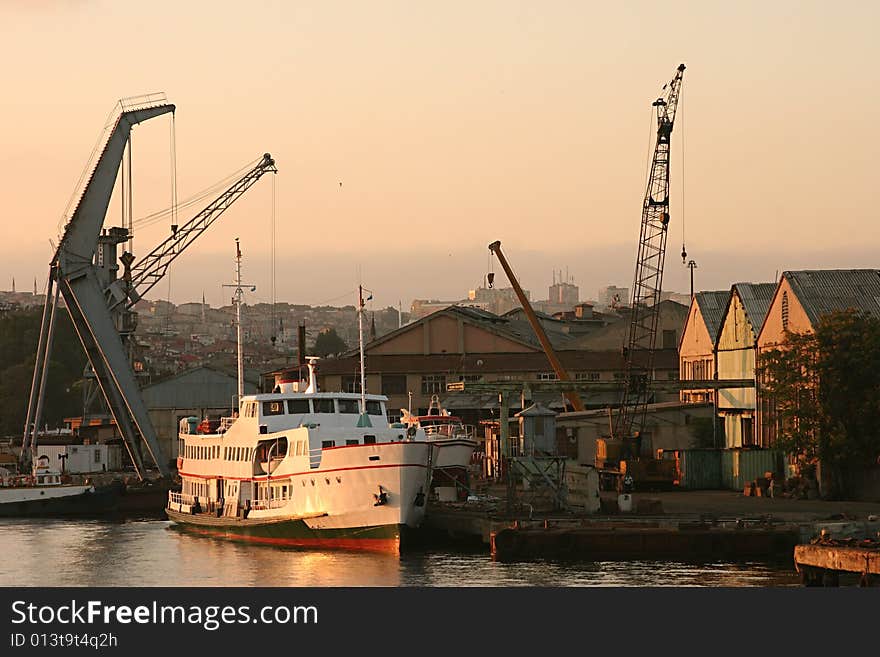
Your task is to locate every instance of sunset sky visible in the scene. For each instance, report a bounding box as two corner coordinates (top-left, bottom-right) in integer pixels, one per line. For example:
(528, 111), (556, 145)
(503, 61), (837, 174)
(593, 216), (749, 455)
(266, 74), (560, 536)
(2, 1), (878, 310)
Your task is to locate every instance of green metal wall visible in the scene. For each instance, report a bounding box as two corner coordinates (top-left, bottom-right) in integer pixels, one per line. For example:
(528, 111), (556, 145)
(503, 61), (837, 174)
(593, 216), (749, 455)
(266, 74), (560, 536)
(678, 449), (723, 490)
(722, 449), (784, 490)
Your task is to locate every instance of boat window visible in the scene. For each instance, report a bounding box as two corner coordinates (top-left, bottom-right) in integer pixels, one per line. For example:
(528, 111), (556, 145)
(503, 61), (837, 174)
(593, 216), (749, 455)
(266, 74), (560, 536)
(294, 441), (302, 456)
(366, 400), (383, 416)
(321, 440), (335, 449)
(338, 399), (360, 414)
(363, 435), (376, 445)
(287, 399), (311, 414)
(314, 399), (335, 413)
(346, 439), (359, 445)
(263, 401), (285, 416)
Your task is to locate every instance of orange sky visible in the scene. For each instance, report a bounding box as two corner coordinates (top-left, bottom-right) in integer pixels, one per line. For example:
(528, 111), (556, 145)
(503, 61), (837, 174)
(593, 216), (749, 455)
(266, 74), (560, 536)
(2, 1), (878, 309)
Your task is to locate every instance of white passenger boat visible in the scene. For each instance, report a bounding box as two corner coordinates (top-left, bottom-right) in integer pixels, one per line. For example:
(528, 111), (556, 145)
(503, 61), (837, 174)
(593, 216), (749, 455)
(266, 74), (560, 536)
(167, 365), (433, 554)
(167, 253), (432, 552)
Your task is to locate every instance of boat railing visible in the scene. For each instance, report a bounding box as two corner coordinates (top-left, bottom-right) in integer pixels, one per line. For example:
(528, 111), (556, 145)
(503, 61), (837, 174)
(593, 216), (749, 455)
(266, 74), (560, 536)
(251, 498), (289, 511)
(423, 423), (477, 440)
(219, 416), (237, 433)
(168, 491), (197, 506)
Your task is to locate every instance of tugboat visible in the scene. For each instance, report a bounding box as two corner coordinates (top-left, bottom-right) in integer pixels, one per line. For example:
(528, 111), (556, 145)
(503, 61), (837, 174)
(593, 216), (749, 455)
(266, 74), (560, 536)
(0, 454), (120, 517)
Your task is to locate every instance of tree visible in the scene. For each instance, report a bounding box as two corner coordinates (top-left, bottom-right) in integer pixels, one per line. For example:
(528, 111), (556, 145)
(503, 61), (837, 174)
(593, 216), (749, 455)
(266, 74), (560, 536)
(0, 308), (86, 436)
(757, 310), (880, 497)
(312, 328), (348, 357)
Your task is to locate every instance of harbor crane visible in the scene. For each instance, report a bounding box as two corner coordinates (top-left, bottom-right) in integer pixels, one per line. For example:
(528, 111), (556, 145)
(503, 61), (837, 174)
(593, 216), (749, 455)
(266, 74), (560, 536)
(487, 240), (585, 412)
(613, 64), (686, 445)
(22, 96), (277, 480)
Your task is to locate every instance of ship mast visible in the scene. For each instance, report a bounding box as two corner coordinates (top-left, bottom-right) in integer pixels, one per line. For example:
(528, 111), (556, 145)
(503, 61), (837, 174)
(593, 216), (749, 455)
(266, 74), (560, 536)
(223, 238), (255, 407)
(356, 285), (371, 427)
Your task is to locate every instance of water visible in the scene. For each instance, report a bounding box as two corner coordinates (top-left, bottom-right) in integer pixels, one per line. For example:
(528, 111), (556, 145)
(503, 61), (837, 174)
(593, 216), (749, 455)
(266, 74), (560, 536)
(0, 519), (800, 587)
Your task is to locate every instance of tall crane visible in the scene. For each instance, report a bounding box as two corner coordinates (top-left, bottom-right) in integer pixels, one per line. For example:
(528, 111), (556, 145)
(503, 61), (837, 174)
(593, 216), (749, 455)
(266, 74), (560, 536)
(22, 97), (277, 480)
(613, 64), (686, 444)
(487, 240), (585, 412)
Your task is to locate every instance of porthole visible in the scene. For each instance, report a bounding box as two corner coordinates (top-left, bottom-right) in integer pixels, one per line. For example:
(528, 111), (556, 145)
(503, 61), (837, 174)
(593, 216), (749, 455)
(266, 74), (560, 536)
(325, 478), (330, 485)
(335, 476), (342, 484)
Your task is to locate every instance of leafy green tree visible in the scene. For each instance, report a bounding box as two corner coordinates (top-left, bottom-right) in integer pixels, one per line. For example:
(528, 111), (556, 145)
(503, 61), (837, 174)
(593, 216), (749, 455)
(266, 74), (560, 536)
(312, 328), (348, 357)
(757, 310), (880, 497)
(0, 308), (85, 436)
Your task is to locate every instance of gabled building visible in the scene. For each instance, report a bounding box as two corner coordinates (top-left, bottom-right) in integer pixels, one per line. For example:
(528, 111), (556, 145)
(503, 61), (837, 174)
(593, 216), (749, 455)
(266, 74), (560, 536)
(756, 269), (880, 447)
(715, 282), (775, 447)
(265, 305), (680, 426)
(678, 291), (730, 404)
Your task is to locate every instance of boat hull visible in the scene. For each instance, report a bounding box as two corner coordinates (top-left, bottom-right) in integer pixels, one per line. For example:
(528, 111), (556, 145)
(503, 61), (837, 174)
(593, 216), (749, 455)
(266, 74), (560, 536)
(166, 508), (406, 553)
(0, 483), (121, 518)
(430, 439), (478, 470)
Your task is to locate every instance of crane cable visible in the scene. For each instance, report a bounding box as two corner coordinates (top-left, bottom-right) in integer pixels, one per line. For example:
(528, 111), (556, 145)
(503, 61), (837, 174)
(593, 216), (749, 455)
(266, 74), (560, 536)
(270, 172), (277, 345)
(680, 82), (687, 265)
(164, 114), (178, 346)
(170, 114), (179, 241)
(132, 157), (262, 230)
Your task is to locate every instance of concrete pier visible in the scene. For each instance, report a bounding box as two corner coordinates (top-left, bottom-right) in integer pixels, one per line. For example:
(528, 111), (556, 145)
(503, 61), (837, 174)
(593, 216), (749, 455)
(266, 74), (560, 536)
(794, 542), (880, 586)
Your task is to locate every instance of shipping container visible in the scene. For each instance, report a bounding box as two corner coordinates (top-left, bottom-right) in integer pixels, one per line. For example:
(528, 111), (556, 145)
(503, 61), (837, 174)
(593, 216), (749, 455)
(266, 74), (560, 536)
(722, 449), (784, 490)
(678, 449), (723, 490)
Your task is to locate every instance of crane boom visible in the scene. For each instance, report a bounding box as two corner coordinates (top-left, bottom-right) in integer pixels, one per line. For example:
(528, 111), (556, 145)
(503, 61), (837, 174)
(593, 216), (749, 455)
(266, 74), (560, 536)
(488, 240), (585, 412)
(614, 64), (686, 442)
(120, 153), (277, 308)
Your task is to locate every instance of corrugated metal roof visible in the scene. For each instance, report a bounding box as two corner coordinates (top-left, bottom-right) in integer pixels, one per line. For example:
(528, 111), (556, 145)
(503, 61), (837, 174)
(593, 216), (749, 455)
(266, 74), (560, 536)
(695, 291), (730, 344)
(142, 366), (259, 409)
(784, 269), (880, 326)
(732, 282), (776, 337)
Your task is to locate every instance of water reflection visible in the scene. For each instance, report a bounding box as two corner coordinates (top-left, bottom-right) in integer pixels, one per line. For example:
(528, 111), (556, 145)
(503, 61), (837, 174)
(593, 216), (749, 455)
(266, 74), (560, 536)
(0, 519), (799, 587)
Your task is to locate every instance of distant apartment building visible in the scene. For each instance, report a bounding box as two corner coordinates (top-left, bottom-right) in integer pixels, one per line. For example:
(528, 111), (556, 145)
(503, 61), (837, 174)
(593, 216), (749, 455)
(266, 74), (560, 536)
(598, 285), (629, 310)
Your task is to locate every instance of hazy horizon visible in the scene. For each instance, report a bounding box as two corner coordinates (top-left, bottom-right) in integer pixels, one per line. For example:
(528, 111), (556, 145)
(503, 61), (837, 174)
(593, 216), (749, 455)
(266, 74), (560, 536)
(3, 1), (878, 310)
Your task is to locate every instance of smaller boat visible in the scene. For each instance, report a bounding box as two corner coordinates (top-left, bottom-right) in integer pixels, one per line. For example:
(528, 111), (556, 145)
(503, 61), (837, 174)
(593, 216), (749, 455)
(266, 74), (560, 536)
(0, 455), (121, 517)
(400, 395), (478, 472)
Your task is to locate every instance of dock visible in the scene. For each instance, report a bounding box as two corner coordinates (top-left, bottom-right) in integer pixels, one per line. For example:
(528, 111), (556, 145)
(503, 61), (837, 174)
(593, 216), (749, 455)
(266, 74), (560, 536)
(422, 500), (802, 562)
(794, 540), (880, 586)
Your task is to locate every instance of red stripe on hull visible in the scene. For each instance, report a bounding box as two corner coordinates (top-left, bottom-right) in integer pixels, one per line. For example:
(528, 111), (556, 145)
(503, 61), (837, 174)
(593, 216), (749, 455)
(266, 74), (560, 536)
(180, 525), (401, 554)
(179, 462), (427, 481)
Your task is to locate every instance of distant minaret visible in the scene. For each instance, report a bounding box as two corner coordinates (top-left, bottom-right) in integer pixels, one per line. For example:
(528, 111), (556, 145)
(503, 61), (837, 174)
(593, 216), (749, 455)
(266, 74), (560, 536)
(369, 312), (377, 342)
(201, 291), (206, 323)
(33, 278), (37, 295)
(11, 277), (15, 293)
